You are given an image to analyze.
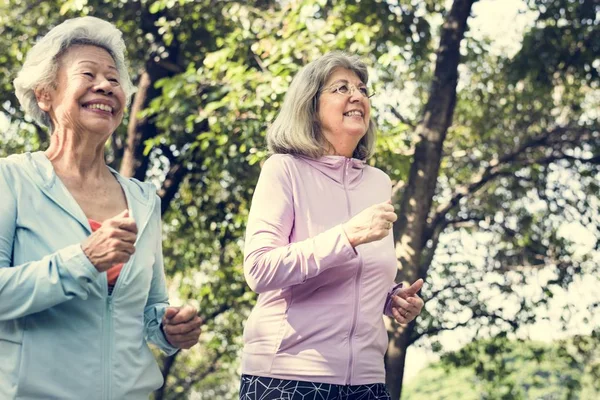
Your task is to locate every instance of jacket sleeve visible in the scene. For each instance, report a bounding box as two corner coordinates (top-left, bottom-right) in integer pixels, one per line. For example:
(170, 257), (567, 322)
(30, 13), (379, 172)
(381, 172), (401, 317)
(243, 156), (359, 294)
(0, 161), (101, 321)
(383, 282), (404, 317)
(143, 196), (179, 355)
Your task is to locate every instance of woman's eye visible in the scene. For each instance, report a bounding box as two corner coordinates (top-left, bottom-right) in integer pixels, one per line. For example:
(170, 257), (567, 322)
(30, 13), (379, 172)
(83, 72), (94, 77)
(359, 87), (369, 96)
(336, 84), (350, 94)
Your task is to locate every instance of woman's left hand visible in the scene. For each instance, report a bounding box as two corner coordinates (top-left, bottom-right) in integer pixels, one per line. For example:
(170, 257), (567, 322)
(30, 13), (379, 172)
(162, 305), (203, 349)
(390, 279), (424, 325)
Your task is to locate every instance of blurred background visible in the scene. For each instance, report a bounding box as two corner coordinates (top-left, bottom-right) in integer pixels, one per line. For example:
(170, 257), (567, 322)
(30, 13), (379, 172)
(0, 0), (598, 398)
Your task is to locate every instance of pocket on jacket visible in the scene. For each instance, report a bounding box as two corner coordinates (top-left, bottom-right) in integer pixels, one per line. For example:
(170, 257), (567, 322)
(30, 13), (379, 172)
(0, 338), (22, 393)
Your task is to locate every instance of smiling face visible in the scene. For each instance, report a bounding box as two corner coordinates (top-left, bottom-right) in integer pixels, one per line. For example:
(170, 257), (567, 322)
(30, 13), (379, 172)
(36, 44), (126, 138)
(317, 67), (371, 157)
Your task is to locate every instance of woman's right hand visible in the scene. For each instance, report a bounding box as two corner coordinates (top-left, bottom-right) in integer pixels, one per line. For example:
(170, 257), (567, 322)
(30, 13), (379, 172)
(81, 210), (138, 272)
(343, 201), (397, 248)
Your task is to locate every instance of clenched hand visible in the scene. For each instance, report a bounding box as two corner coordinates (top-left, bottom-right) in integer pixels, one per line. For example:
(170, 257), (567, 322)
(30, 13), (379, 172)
(343, 201), (397, 247)
(162, 305), (202, 349)
(81, 210), (137, 273)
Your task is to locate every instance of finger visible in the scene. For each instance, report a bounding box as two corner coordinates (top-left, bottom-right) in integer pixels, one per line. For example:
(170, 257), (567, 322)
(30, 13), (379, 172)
(398, 279), (424, 298)
(109, 250), (133, 264)
(167, 328), (202, 343)
(108, 229), (137, 244)
(406, 278), (424, 296)
(392, 304), (419, 322)
(112, 242), (135, 255)
(379, 203), (395, 212)
(394, 294), (420, 308)
(163, 307), (180, 323)
(392, 296), (413, 310)
(119, 231), (137, 244)
(167, 333), (201, 349)
(399, 304), (419, 319)
(168, 305), (198, 324)
(118, 218), (138, 234)
(115, 209), (129, 218)
(377, 210), (396, 221)
(407, 296), (425, 310)
(168, 306), (197, 325)
(106, 215), (138, 234)
(177, 339), (200, 349)
(387, 211), (398, 222)
(164, 319), (202, 336)
(392, 308), (407, 324)
(378, 219), (392, 230)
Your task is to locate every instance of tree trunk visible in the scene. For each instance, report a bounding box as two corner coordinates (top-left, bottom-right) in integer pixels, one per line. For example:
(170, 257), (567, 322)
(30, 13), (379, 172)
(154, 353), (179, 400)
(385, 321), (415, 398)
(119, 4), (181, 181)
(386, 0), (477, 398)
(119, 69), (159, 180)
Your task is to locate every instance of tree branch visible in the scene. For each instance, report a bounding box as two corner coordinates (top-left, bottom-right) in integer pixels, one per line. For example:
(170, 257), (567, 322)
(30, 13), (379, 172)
(426, 281), (466, 303)
(172, 350), (227, 399)
(389, 105), (416, 129)
(158, 161), (188, 216)
(419, 218), (449, 279)
(410, 319), (471, 345)
(430, 126), (596, 232)
(410, 308), (519, 345)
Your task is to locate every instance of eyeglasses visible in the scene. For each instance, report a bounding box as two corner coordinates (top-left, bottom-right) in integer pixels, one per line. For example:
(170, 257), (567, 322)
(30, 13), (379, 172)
(320, 82), (375, 99)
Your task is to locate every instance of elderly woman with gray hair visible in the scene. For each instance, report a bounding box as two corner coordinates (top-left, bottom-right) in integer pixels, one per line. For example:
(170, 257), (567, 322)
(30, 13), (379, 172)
(240, 53), (425, 400)
(0, 17), (201, 399)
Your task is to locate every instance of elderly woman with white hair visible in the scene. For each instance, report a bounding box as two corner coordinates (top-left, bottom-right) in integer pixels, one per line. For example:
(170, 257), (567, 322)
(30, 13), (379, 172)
(240, 52), (425, 400)
(0, 16), (201, 399)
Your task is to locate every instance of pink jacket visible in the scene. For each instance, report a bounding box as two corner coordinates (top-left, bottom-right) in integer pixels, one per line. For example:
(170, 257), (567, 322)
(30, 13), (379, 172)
(242, 154), (400, 385)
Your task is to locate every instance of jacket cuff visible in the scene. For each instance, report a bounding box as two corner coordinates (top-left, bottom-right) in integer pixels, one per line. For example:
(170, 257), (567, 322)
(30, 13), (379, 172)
(148, 305), (180, 356)
(158, 322), (180, 356)
(384, 282), (404, 316)
(305, 224), (359, 280)
(57, 244), (100, 290)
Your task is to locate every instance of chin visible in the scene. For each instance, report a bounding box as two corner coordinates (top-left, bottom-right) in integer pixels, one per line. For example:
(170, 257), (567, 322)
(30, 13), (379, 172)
(347, 128), (368, 138)
(83, 123), (117, 136)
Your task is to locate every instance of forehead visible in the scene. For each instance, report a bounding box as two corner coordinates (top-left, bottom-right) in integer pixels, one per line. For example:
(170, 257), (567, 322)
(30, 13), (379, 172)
(59, 45), (118, 70)
(324, 67), (364, 85)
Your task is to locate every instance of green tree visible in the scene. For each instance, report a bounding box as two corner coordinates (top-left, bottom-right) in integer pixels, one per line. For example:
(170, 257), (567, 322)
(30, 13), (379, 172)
(403, 332), (600, 399)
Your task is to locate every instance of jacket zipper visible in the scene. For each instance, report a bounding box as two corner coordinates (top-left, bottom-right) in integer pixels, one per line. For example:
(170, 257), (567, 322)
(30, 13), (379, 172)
(104, 294), (113, 400)
(344, 158), (362, 385)
(109, 197), (156, 299)
(103, 196), (156, 399)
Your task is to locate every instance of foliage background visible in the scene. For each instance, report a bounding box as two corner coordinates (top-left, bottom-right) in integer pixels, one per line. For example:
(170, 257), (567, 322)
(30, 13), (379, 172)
(0, 0), (598, 398)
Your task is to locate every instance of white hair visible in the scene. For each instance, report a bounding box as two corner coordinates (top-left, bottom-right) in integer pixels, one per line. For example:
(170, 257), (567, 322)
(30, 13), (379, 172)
(13, 16), (134, 130)
(267, 51), (376, 160)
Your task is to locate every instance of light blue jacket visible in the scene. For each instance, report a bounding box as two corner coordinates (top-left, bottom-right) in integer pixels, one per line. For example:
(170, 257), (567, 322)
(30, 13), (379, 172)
(0, 152), (178, 400)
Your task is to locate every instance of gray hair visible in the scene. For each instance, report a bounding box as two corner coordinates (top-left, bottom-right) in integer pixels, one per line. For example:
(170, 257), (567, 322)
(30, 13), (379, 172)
(13, 16), (134, 130)
(267, 51), (376, 160)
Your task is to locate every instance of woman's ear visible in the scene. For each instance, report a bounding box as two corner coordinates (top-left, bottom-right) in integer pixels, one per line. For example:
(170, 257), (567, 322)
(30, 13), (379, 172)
(34, 86), (53, 112)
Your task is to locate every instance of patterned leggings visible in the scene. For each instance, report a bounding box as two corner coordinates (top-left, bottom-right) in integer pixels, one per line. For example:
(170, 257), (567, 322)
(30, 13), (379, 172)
(239, 375), (392, 400)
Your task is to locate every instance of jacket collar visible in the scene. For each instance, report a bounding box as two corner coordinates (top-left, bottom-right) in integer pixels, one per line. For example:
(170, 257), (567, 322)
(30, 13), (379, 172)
(21, 151), (156, 234)
(297, 155), (365, 187)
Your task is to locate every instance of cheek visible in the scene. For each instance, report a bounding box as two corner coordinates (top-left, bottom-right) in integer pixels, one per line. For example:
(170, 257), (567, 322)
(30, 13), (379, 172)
(116, 88), (127, 105)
